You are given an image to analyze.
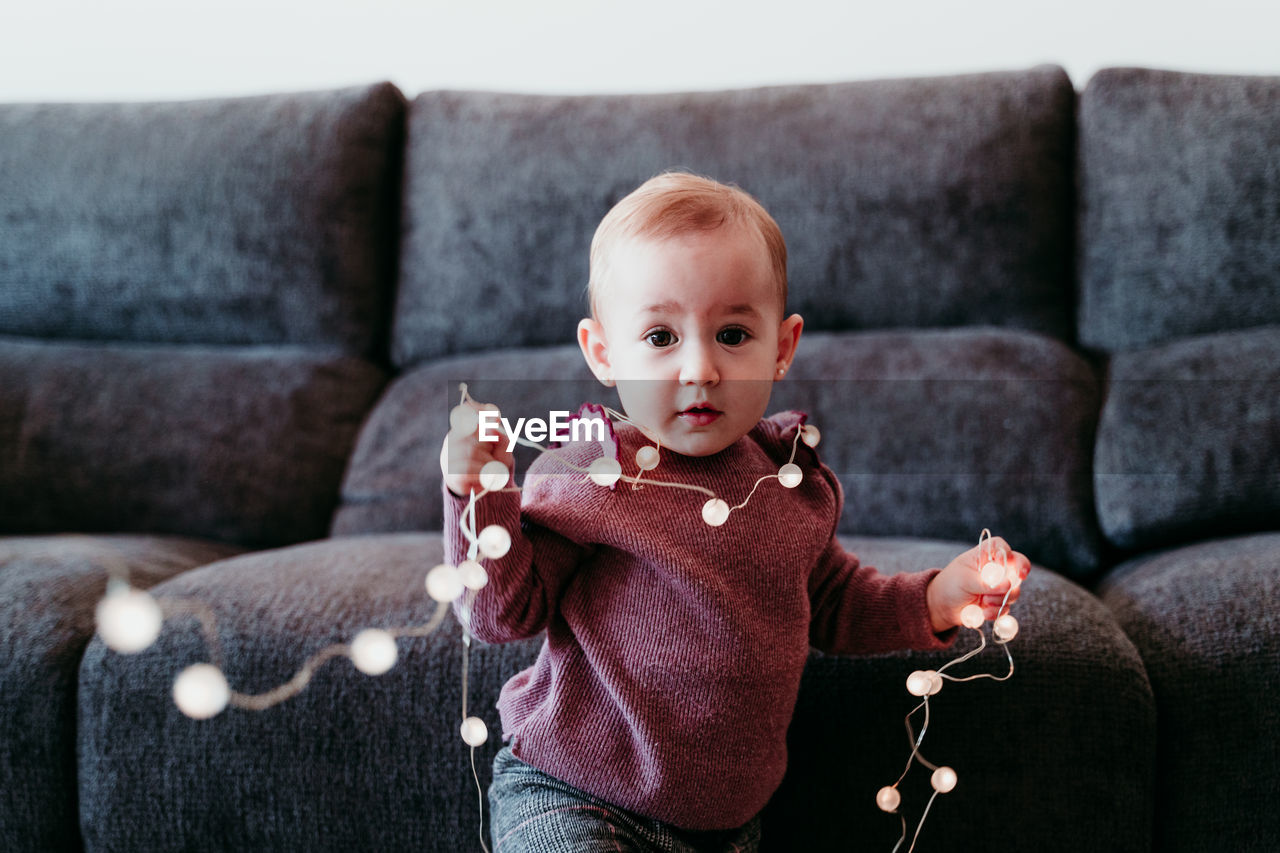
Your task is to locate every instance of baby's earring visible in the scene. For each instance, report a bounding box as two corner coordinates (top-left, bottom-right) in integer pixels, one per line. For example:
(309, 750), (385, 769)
(776, 364), (787, 376)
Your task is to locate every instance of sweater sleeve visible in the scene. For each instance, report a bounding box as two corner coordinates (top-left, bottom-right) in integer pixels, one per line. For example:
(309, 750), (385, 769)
(806, 465), (958, 655)
(440, 447), (602, 644)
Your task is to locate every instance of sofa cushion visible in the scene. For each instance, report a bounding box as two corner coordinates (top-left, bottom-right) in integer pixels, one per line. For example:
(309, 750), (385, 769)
(332, 345), (606, 537)
(336, 328), (1104, 577)
(393, 64), (1075, 366)
(1098, 533), (1280, 852)
(766, 536), (1154, 851)
(0, 338), (385, 547)
(0, 83), (404, 357)
(1079, 68), (1280, 350)
(77, 534), (543, 852)
(1094, 327), (1280, 552)
(0, 534), (244, 853)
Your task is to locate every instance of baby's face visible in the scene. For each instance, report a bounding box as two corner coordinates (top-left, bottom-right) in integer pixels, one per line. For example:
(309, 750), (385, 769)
(580, 224), (802, 457)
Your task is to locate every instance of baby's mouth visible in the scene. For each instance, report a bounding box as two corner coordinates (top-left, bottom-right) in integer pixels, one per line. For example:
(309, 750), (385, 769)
(678, 404), (722, 425)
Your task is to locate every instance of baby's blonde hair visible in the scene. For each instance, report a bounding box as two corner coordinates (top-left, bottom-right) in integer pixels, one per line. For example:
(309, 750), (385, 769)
(588, 171), (788, 319)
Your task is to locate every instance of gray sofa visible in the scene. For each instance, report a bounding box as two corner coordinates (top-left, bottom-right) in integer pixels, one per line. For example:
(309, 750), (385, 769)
(1, 64), (1276, 852)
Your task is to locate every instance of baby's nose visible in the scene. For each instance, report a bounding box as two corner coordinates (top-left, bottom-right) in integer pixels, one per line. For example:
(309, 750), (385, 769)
(678, 341), (719, 385)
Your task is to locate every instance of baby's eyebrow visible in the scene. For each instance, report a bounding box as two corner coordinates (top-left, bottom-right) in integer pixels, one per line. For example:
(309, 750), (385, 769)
(639, 300), (762, 319)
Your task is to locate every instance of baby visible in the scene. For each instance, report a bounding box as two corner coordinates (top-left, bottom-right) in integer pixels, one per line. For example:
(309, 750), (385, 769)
(439, 171), (1028, 852)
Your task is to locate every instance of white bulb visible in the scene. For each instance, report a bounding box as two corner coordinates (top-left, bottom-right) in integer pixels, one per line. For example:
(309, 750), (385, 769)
(588, 456), (622, 487)
(980, 560), (1005, 588)
(459, 559), (489, 590)
(173, 663), (230, 719)
(450, 404), (479, 436)
(876, 786), (901, 812)
(906, 670), (932, 697)
(960, 603), (986, 629)
(478, 524), (511, 559)
(927, 671), (944, 696)
(994, 613), (1020, 642)
(701, 498), (730, 527)
(635, 446), (660, 471)
(425, 563), (464, 602)
(1006, 563), (1023, 589)
(96, 587), (163, 653)
(778, 463), (803, 488)
(800, 424), (821, 447)
(931, 766), (958, 793)
(460, 716), (489, 746)
(350, 629), (397, 675)
(479, 460), (509, 491)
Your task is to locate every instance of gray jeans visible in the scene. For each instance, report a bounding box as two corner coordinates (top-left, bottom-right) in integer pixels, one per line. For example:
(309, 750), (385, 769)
(488, 746), (762, 853)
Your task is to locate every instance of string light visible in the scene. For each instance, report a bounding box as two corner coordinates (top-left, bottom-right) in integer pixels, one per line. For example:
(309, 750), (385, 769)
(876, 528), (1019, 853)
(87, 383), (1021, 853)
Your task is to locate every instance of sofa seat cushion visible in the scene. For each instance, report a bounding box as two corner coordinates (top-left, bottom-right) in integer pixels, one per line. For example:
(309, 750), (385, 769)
(0, 534), (244, 852)
(336, 328), (1105, 578)
(0, 83), (404, 357)
(767, 536), (1154, 850)
(1097, 533), (1280, 852)
(0, 338), (386, 547)
(394, 64), (1076, 365)
(77, 533), (542, 852)
(1094, 326), (1280, 551)
(1079, 67), (1280, 350)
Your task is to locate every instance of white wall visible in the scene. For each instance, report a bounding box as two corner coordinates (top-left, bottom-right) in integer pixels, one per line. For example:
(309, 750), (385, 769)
(2, 0), (1277, 102)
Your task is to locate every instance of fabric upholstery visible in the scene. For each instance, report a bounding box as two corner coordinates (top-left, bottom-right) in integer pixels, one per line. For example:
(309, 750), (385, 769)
(336, 329), (1104, 577)
(1094, 327), (1280, 551)
(0, 535), (244, 853)
(392, 65), (1075, 366)
(764, 537), (1154, 851)
(76, 533), (1154, 852)
(332, 346), (608, 537)
(0, 83), (404, 357)
(77, 534), (542, 852)
(0, 338), (386, 547)
(1078, 68), (1280, 350)
(1098, 533), (1280, 853)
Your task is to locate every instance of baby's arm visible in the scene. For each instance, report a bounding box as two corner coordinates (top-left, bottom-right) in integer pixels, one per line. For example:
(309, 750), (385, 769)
(439, 398), (594, 643)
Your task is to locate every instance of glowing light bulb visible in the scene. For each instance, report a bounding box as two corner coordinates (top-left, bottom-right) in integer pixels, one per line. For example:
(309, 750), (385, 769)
(459, 559), (489, 591)
(960, 603), (985, 629)
(450, 404), (479, 436)
(800, 424), (821, 448)
(635, 446), (660, 471)
(1006, 563), (1023, 589)
(980, 560), (1005, 588)
(478, 525), (511, 559)
(350, 629), (398, 675)
(778, 463), (803, 489)
(96, 586), (163, 653)
(927, 671), (944, 695)
(876, 786), (901, 812)
(588, 456), (622, 487)
(702, 498), (730, 527)
(479, 460), (509, 492)
(460, 716), (488, 746)
(426, 563), (464, 602)
(994, 614), (1019, 642)
(173, 663), (230, 719)
(931, 766), (958, 793)
(906, 670), (932, 697)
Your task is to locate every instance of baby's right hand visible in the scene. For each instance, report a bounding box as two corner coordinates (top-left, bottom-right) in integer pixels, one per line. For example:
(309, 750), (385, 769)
(440, 399), (515, 498)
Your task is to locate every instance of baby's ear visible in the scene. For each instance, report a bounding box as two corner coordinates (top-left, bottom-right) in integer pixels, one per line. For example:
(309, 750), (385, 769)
(577, 318), (614, 387)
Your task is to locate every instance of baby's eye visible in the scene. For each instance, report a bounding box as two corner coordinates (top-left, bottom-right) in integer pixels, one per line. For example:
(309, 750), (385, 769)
(646, 330), (676, 348)
(717, 327), (750, 346)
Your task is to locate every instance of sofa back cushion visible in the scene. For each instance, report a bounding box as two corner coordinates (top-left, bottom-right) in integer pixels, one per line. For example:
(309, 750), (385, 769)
(392, 65), (1076, 367)
(0, 340), (384, 547)
(1079, 68), (1280, 351)
(0, 83), (404, 357)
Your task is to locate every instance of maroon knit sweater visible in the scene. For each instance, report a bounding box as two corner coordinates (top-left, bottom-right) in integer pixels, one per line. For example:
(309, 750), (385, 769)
(443, 410), (956, 830)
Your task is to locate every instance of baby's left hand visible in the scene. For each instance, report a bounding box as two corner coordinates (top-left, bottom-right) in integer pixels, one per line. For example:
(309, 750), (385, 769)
(926, 537), (1031, 634)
